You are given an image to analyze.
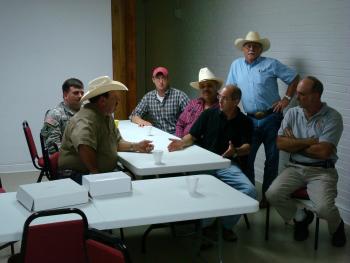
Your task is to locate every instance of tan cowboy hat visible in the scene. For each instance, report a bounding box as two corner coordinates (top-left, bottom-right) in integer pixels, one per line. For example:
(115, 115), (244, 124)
(234, 31), (270, 52)
(190, 67), (223, 89)
(81, 76), (128, 102)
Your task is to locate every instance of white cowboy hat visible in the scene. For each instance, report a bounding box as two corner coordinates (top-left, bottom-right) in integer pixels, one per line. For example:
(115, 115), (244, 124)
(234, 31), (270, 52)
(190, 67), (223, 89)
(81, 76), (128, 102)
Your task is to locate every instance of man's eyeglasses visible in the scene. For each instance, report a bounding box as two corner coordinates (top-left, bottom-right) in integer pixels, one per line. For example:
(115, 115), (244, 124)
(217, 95), (233, 101)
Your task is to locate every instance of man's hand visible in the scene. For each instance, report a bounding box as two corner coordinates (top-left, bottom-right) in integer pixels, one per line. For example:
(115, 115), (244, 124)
(283, 127), (295, 138)
(272, 98), (289, 113)
(167, 138), (185, 152)
(222, 141), (237, 158)
(136, 140), (154, 153)
(138, 120), (152, 127)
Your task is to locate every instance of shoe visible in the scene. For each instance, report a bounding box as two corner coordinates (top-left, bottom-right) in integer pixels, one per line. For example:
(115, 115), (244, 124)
(293, 209), (314, 241)
(222, 228), (238, 242)
(259, 196), (269, 209)
(332, 220), (346, 247)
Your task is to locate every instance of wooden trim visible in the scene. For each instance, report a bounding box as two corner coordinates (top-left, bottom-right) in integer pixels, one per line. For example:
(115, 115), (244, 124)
(111, 0), (136, 120)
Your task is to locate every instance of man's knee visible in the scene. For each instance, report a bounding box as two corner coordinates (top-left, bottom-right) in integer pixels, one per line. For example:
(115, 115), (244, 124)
(314, 202), (336, 219)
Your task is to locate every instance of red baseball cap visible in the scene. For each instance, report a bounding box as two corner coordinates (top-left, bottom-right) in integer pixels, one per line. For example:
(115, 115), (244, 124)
(152, 67), (168, 77)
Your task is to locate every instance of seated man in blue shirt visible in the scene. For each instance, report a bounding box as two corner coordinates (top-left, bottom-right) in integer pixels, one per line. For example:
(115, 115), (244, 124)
(266, 76), (346, 247)
(168, 85), (256, 243)
(226, 31), (299, 208)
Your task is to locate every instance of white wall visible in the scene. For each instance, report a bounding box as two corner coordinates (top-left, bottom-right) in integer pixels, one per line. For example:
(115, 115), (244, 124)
(141, 0), (350, 223)
(0, 0), (112, 173)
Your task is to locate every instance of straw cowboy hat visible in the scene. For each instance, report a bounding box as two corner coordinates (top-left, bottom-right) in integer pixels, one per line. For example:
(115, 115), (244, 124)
(234, 31), (270, 52)
(81, 76), (128, 102)
(190, 67), (223, 89)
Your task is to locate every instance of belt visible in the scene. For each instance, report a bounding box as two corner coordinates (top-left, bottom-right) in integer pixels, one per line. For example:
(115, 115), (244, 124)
(289, 158), (335, 168)
(247, 108), (273, 120)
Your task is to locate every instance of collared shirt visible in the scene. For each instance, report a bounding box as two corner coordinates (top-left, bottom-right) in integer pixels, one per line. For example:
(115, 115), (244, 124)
(41, 101), (76, 154)
(190, 107), (253, 161)
(226, 56), (297, 113)
(278, 103), (343, 163)
(58, 103), (122, 173)
(129, 87), (189, 134)
(176, 98), (219, 138)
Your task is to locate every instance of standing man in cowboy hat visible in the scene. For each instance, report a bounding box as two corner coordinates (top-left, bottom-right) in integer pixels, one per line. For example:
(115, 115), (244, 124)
(41, 78), (84, 154)
(129, 66), (189, 134)
(176, 67), (222, 138)
(58, 76), (154, 184)
(226, 31), (299, 208)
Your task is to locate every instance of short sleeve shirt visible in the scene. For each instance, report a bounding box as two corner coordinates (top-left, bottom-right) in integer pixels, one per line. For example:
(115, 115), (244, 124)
(278, 103), (343, 163)
(58, 103), (122, 173)
(190, 108), (253, 160)
(226, 56), (297, 113)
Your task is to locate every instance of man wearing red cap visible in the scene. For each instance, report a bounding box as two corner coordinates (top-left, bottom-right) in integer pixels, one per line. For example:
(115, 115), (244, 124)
(129, 66), (189, 134)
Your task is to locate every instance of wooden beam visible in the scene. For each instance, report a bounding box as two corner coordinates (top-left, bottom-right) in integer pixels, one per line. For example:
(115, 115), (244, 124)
(111, 0), (136, 120)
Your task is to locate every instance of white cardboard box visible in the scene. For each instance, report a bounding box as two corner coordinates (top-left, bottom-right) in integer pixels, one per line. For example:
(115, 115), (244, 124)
(82, 171), (131, 197)
(16, 179), (89, 212)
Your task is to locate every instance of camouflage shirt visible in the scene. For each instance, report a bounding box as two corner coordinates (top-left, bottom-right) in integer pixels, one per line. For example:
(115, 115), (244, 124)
(41, 102), (77, 154)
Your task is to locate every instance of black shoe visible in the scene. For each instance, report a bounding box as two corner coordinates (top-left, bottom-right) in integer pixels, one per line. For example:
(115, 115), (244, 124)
(332, 220), (346, 247)
(293, 210), (314, 241)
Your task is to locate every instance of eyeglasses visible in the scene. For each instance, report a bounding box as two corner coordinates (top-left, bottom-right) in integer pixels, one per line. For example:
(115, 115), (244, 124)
(217, 95), (232, 101)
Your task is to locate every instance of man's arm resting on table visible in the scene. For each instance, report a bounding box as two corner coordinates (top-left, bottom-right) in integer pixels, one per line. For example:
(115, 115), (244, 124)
(130, 116), (152, 127)
(167, 134), (196, 152)
(118, 139), (153, 153)
(78, 145), (98, 174)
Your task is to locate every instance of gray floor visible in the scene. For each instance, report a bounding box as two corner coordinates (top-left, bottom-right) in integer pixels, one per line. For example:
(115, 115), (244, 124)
(1, 171), (349, 263)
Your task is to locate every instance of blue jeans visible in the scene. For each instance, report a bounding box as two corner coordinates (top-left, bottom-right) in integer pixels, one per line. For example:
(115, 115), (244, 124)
(202, 164), (257, 229)
(246, 113), (283, 194)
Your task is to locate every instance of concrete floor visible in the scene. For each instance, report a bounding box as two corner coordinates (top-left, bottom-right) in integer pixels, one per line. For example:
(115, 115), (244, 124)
(1, 171), (349, 263)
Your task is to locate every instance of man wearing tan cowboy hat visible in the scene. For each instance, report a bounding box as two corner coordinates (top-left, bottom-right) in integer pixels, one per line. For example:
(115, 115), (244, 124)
(226, 31), (299, 208)
(129, 66), (189, 134)
(168, 85), (256, 245)
(58, 76), (154, 184)
(176, 67), (222, 137)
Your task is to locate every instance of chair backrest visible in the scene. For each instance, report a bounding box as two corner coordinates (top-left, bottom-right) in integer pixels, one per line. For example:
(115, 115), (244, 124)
(20, 208), (89, 263)
(40, 133), (59, 180)
(22, 121), (40, 170)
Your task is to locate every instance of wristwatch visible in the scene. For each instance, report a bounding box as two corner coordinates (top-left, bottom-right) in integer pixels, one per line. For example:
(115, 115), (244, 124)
(284, 95), (292, 101)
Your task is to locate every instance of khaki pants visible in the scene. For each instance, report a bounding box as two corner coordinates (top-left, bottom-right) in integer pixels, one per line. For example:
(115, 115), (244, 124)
(266, 163), (341, 234)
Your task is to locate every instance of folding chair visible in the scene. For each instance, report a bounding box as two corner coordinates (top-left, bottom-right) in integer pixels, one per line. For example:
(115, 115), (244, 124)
(8, 208), (131, 263)
(22, 121), (48, 182)
(0, 177), (16, 255)
(40, 133), (59, 180)
(265, 187), (320, 250)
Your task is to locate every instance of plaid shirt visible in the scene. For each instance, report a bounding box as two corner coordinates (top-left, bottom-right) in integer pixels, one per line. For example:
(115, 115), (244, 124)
(176, 98), (219, 138)
(129, 87), (189, 134)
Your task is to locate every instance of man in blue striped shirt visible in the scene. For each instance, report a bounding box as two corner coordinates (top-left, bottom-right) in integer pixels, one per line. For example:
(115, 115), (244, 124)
(226, 31), (299, 208)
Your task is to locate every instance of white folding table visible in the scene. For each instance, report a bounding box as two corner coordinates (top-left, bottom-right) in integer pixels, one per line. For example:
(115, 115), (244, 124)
(117, 121), (231, 176)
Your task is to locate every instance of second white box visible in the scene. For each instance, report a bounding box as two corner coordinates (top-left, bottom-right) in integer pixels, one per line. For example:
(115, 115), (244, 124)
(82, 171), (131, 197)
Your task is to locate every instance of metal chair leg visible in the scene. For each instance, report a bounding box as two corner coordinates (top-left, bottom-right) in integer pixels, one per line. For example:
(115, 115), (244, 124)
(244, 214), (250, 230)
(265, 204), (270, 240)
(314, 217), (319, 250)
(120, 228), (125, 242)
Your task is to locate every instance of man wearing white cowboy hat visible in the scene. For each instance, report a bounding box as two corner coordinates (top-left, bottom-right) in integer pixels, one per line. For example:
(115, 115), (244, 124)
(226, 31), (299, 208)
(129, 66), (189, 134)
(58, 76), (154, 184)
(176, 67), (222, 137)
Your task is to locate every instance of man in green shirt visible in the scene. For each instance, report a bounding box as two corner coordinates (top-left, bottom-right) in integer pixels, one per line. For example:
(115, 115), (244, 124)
(58, 76), (154, 183)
